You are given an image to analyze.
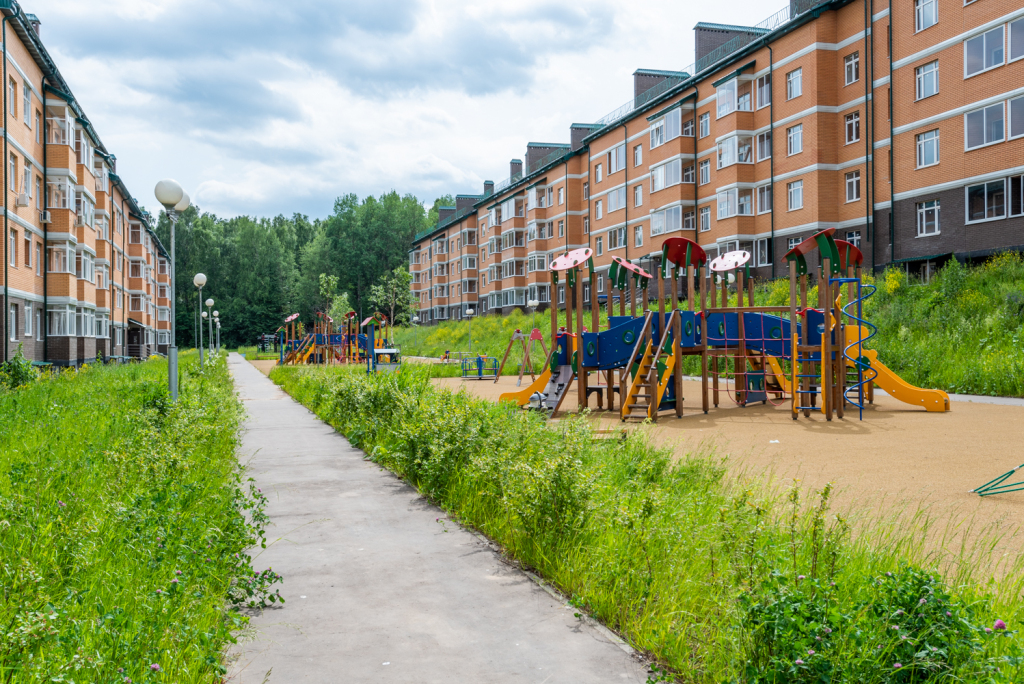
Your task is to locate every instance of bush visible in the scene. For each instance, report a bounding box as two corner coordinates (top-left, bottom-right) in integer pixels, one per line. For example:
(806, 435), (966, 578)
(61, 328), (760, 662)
(0, 344), (37, 390)
(271, 364), (1024, 682)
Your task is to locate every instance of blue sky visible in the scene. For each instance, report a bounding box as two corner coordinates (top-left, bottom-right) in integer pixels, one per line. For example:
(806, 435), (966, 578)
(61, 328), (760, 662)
(32, 0), (772, 220)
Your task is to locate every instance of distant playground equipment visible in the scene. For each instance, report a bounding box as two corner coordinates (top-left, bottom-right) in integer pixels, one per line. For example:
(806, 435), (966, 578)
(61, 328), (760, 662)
(495, 328), (548, 386)
(461, 355), (499, 380)
(498, 228), (950, 422)
(361, 312), (402, 373)
(276, 308), (400, 371)
(971, 464), (1024, 497)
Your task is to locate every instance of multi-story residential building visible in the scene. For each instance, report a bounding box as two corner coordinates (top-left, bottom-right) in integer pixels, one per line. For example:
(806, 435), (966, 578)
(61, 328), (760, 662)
(1, 4), (168, 366)
(412, 0), (1023, 321)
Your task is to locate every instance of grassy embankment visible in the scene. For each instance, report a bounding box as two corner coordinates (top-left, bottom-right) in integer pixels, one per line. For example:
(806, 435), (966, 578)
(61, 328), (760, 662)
(0, 352), (280, 682)
(394, 252), (1024, 395)
(271, 362), (1024, 682)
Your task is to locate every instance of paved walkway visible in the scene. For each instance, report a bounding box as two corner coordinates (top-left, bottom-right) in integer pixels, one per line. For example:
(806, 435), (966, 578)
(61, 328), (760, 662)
(225, 354), (644, 683)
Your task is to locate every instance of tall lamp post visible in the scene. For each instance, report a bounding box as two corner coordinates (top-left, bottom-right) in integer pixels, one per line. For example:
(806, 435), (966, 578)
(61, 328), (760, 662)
(155, 180), (191, 401)
(466, 306), (475, 355)
(213, 311), (219, 353)
(205, 299), (214, 355)
(215, 318), (221, 353)
(527, 298), (540, 332)
(194, 273), (207, 370)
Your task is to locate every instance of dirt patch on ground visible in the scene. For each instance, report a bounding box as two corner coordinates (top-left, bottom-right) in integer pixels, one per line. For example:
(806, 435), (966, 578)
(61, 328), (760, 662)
(435, 374), (1024, 565)
(247, 359), (279, 376)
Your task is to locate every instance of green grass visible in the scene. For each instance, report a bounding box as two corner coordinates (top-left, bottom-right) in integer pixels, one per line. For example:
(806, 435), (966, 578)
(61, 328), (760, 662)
(270, 363), (1024, 683)
(0, 352), (280, 682)
(395, 252), (1024, 396)
(232, 346), (279, 361)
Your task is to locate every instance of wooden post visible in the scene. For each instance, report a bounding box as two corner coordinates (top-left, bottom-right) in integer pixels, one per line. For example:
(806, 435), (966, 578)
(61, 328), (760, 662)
(698, 268), (708, 414)
(789, 267), (798, 419)
(629, 273), (637, 318)
(736, 268), (747, 407)
(576, 266), (587, 412)
(800, 273), (810, 417)
(821, 258), (832, 421)
(711, 272), (719, 407)
(550, 278), (558, 374)
(671, 263), (682, 417)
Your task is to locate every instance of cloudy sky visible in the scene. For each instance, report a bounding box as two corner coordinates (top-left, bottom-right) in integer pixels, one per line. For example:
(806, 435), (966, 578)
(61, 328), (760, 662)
(32, 0), (773, 220)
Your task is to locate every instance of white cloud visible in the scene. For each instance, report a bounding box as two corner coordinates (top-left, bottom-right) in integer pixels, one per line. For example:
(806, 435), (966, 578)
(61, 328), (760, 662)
(27, 0), (782, 218)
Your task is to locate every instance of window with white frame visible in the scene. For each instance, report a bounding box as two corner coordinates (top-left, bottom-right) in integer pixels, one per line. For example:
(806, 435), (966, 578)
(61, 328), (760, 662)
(717, 135), (753, 168)
(651, 206), (682, 236)
(607, 226), (627, 250)
(682, 165), (695, 184)
(650, 108), (682, 148)
(558, 187), (564, 205)
(756, 238), (772, 266)
(845, 231), (861, 247)
(787, 124), (803, 155)
(595, 236), (604, 256)
(916, 129), (940, 167)
(845, 112), (860, 143)
(916, 60), (939, 99)
(634, 225), (643, 248)
(527, 254), (547, 272)
(634, 185), (642, 207)
(609, 143), (626, 173)
(1010, 97), (1024, 138)
(965, 26), (1003, 77)
(583, 182), (589, 199)
(558, 220), (564, 237)
(717, 189), (752, 219)
(607, 187), (627, 213)
(683, 211), (695, 230)
(682, 118), (695, 136)
(967, 180), (1005, 221)
(584, 217), (589, 234)
(699, 112), (710, 138)
(757, 185), (773, 213)
(1009, 174), (1023, 215)
(756, 74), (771, 108)
(787, 237), (801, 251)
(595, 163), (603, 183)
(845, 171), (861, 202)
(651, 159), (682, 191)
(917, 199), (940, 235)
(915, 0), (937, 31)
(1012, 17), (1024, 62)
(634, 144), (642, 167)
(716, 79), (752, 118)
(547, 187), (553, 206)
(596, 199), (603, 219)
(462, 255), (477, 270)
(786, 68), (802, 99)
(699, 160), (710, 185)
(788, 180), (804, 210)
(844, 52), (860, 85)
(597, 275), (604, 294)
(756, 131), (772, 161)
(699, 206), (711, 231)
(965, 102), (1004, 149)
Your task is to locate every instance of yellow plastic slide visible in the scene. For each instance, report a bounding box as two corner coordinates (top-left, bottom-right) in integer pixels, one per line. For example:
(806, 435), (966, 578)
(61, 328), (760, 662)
(499, 366), (551, 406)
(764, 356), (792, 394)
(843, 326), (949, 412)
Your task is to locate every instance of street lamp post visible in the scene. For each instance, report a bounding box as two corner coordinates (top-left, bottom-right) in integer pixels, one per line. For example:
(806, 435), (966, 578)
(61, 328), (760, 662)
(193, 273), (206, 370)
(212, 310), (219, 353)
(527, 298), (540, 332)
(155, 180), (191, 401)
(205, 299), (214, 355)
(215, 319), (221, 353)
(466, 307), (475, 355)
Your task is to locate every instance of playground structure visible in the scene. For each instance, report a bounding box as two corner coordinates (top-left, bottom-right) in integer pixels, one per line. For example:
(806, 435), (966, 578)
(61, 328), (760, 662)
(277, 310), (400, 373)
(499, 228), (950, 421)
(495, 328), (548, 386)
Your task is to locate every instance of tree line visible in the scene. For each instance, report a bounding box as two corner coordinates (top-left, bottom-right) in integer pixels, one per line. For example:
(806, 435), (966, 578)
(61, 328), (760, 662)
(156, 192), (453, 349)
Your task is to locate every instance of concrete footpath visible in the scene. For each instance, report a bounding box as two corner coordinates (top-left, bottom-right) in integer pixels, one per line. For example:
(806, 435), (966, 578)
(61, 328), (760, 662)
(225, 354), (645, 683)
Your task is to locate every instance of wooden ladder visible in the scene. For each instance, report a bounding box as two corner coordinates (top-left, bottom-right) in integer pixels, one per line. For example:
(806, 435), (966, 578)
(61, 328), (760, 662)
(621, 311), (676, 422)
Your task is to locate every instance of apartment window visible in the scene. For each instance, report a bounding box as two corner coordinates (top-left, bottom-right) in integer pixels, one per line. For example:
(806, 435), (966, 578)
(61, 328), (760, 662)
(584, 217), (589, 234)
(650, 108), (682, 148)
(756, 131), (772, 161)
(717, 189), (753, 219)
(699, 160), (710, 185)
(965, 103), (1004, 149)
(788, 237), (801, 251)
(607, 187), (627, 213)
(596, 164), (603, 183)
(965, 26), (1003, 76)
(8, 230), (15, 266)
(22, 83), (29, 124)
(1011, 96), (1024, 138)
(786, 68), (802, 99)
(1012, 17), (1024, 62)
(130, 262), (142, 278)
(846, 231), (861, 248)
(916, 129), (940, 167)
(558, 220), (564, 237)
(967, 180), (1005, 222)
(634, 184), (642, 207)
(23, 235), (30, 267)
(608, 226), (626, 250)
(757, 185), (773, 213)
(583, 182), (589, 199)
(35, 243), (41, 276)
(652, 159), (682, 191)
(8, 305), (16, 341)
(8, 154), (15, 191)
(699, 112), (710, 138)
(1010, 175), (1023, 216)
(34, 111), (40, 143)
(7, 78), (14, 117)
(596, 199), (603, 219)
(717, 135), (752, 168)
(682, 165), (695, 184)
(597, 275), (604, 294)
(756, 74), (771, 108)
(788, 180), (804, 210)
(756, 238), (772, 267)
(609, 144), (626, 174)
(559, 286), (565, 304)
(915, 0), (937, 31)
(787, 124), (803, 155)
(35, 309), (41, 341)
(717, 79), (736, 117)
(35, 176), (40, 208)
(682, 118), (695, 137)
(634, 225), (643, 248)
(558, 187), (564, 205)
(683, 211), (695, 230)
(595, 236), (604, 256)
(699, 206), (711, 231)
(845, 112), (860, 144)
(915, 61), (939, 99)
(844, 52), (860, 85)
(634, 144), (642, 167)
(651, 207), (683, 235)
(917, 200), (940, 235)
(845, 170), (861, 202)
(547, 187), (553, 206)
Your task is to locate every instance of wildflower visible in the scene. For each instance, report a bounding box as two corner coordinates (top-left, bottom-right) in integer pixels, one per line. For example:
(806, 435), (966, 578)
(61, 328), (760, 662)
(816, 636), (821, 641)
(886, 572), (893, 577)
(995, 619), (1007, 630)
(808, 650), (815, 656)
(823, 627), (832, 634)
(798, 575), (806, 581)
(175, 570), (182, 575)
(150, 663), (160, 671)
(946, 611), (952, 617)
(156, 589), (163, 594)
(891, 625), (900, 630)
(985, 627), (992, 633)
(171, 579), (179, 584)
(901, 635), (908, 641)
(894, 663), (902, 669)
(117, 669), (123, 674)
(919, 598), (927, 605)
(795, 659), (804, 665)
(896, 610), (904, 616)
(58, 500), (66, 508)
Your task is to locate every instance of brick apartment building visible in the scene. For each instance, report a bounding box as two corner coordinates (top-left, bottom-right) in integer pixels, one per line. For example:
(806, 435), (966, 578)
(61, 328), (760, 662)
(0, 3), (170, 367)
(411, 0), (1023, 323)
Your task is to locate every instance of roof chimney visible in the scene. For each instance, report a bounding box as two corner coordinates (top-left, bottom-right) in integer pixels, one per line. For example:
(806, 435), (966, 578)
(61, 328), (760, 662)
(483, 180), (494, 197)
(25, 14), (40, 36)
(437, 206), (455, 224)
(510, 159), (523, 179)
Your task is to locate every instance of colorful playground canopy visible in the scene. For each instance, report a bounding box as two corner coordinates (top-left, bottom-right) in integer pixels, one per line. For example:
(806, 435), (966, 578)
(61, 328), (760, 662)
(611, 256), (652, 278)
(285, 313), (300, 323)
(662, 237), (706, 269)
(549, 248), (594, 272)
(710, 250), (751, 273)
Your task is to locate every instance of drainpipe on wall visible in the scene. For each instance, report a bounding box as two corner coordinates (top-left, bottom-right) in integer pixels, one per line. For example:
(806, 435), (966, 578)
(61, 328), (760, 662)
(2, 16), (10, 363)
(868, 0), (877, 273)
(767, 47), (776, 279)
(41, 73), (47, 362)
(888, 8), (894, 266)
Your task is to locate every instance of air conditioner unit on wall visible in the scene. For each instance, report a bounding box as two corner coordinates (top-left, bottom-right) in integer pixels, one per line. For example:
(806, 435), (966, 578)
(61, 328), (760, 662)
(39, 210), (51, 224)
(15, 193), (29, 207)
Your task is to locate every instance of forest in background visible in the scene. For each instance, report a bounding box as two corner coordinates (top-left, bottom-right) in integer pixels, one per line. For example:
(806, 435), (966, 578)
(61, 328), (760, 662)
(155, 192), (454, 349)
